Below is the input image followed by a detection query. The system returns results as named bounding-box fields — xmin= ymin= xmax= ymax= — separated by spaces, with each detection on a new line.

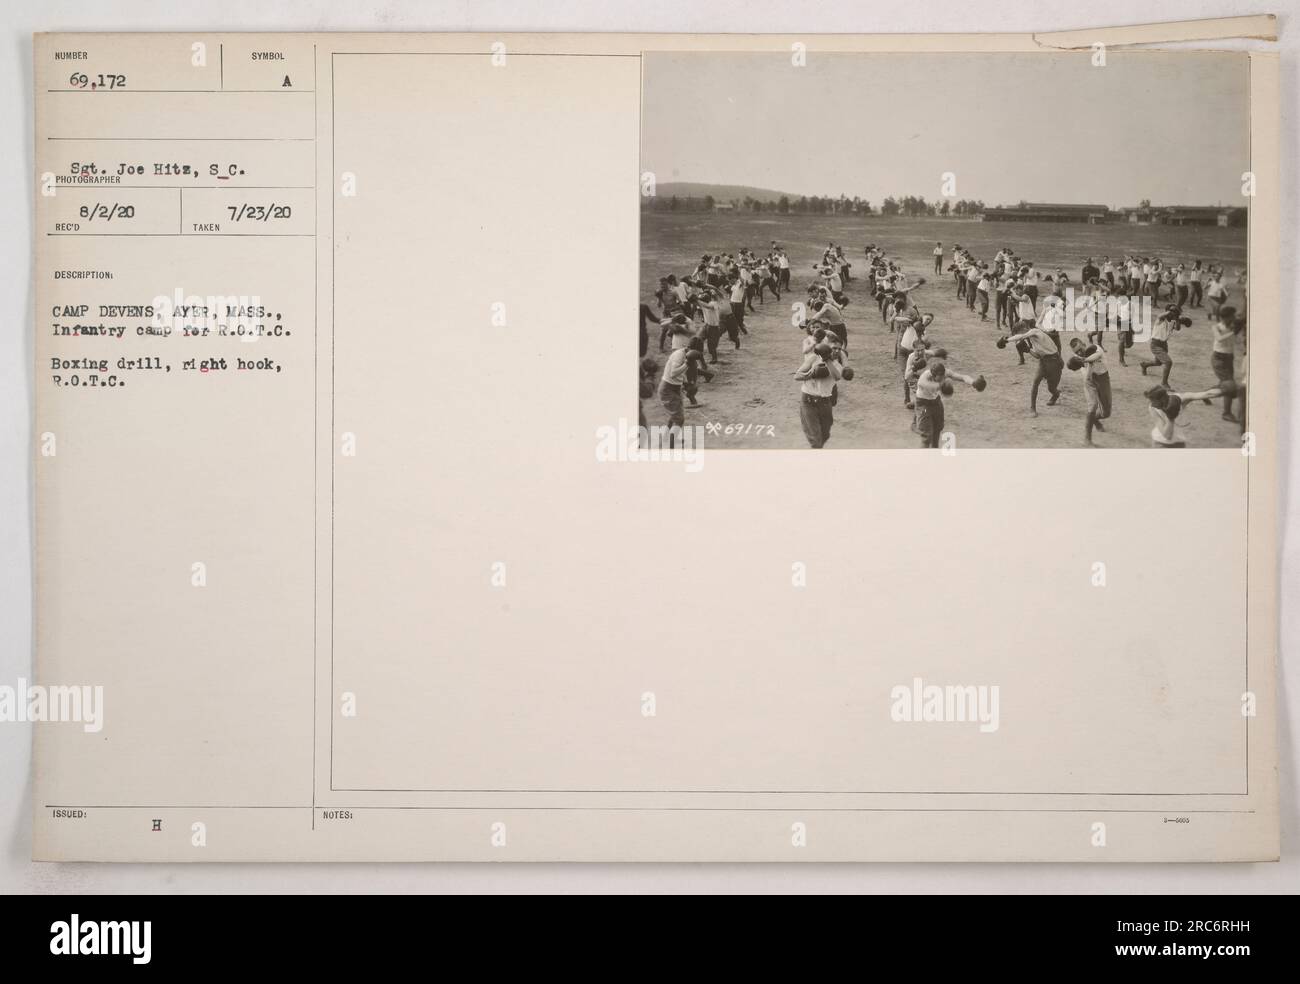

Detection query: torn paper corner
xmin=1032 ymin=14 xmax=1277 ymax=51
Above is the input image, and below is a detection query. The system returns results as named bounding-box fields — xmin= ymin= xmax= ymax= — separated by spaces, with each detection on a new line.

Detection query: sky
xmin=641 ymin=50 xmax=1251 ymax=209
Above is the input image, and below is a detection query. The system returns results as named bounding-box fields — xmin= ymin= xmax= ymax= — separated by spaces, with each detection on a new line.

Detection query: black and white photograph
xmin=640 ymin=51 xmax=1251 ymax=449
xmin=1 ymin=0 xmax=1294 ymax=931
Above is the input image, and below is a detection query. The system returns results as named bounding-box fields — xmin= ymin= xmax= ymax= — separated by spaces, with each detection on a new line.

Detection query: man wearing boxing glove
xmin=911 ymin=360 xmax=978 ymax=449
xmin=793 ymin=341 xmax=843 ymax=448
xmin=1139 ymin=305 xmax=1187 ymax=388
xmin=1209 ymin=306 xmax=1240 ymax=422
xmin=1067 ymin=337 xmax=1112 ymax=447
xmin=1004 ymin=320 xmax=1064 ymax=417
xmin=903 ymin=338 xmax=947 ymax=411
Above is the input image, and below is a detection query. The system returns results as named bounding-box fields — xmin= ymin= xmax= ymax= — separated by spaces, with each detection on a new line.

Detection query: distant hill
xmin=655 ymin=182 xmax=801 ymax=204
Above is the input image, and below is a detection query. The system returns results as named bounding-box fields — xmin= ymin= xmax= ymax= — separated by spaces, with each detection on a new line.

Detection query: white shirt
xmin=1151 ymin=408 xmax=1186 ymax=446
xmin=914 ymin=368 xmax=944 ymax=401
xmin=797 ymin=355 xmax=837 ymax=398
xmin=662 ymin=348 xmax=689 ymax=385
xmin=1079 ymin=344 xmax=1109 ymax=379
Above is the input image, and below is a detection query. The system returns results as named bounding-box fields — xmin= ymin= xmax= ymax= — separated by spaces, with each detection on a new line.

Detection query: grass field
xmin=640 ymin=213 xmax=1248 ymax=449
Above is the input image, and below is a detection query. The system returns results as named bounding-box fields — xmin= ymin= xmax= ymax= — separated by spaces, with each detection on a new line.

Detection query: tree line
xmin=643 ymin=193 xmax=988 ymax=216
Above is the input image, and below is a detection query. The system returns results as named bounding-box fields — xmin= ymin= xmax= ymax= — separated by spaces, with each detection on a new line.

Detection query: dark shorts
xmin=915 ymin=396 xmax=945 ymax=447
xmin=1037 ymin=352 xmax=1064 ymax=389
xmin=1212 ymin=351 xmax=1234 ymax=382
xmin=658 ymin=381 xmax=684 ymax=426
xmin=799 ymin=392 xmax=834 ymax=448
xmin=721 ymin=313 xmax=739 ymax=343
xmin=1086 ymin=372 xmax=1112 ymax=415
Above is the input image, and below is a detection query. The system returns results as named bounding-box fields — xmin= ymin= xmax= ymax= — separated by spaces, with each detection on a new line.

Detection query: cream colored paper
xmin=32 ymin=23 xmax=1279 ymax=861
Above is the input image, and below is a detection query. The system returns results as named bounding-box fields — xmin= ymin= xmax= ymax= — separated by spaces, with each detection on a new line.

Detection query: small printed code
xmin=705 ymin=422 xmax=776 ymax=437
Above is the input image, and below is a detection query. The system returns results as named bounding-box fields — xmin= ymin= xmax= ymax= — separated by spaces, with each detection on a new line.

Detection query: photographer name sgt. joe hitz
xmin=0 ymin=678 xmax=103 ymax=732
xmin=890 ymin=678 xmax=1000 ymax=733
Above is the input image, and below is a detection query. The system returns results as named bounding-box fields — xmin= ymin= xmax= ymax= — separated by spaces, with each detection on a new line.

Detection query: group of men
xmin=939 ymin=240 xmax=1248 ymax=446
xmin=792 ymin=242 xmax=988 ymax=449
xmin=641 ymin=233 xmax=1248 ymax=449
xmin=641 ymin=242 xmax=802 ymax=441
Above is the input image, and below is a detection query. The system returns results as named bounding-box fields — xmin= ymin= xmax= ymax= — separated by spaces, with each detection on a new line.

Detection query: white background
xmin=2 ymin=0 xmax=1295 ymax=893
